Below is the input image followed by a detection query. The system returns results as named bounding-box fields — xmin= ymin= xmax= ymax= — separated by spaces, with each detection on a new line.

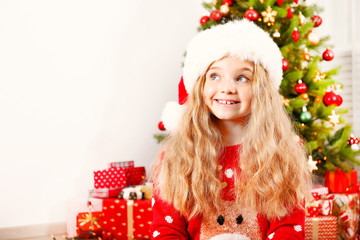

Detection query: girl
xmin=151 ymin=19 xmax=311 ymax=240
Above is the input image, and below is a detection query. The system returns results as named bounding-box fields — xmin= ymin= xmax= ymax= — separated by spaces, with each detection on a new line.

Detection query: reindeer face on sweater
xmin=200 ymin=201 xmax=262 ymax=240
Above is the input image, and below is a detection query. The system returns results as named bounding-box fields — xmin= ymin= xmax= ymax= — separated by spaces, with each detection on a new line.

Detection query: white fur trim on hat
xmin=183 ymin=19 xmax=283 ymax=93
xmin=161 ymin=101 xmax=185 ymax=132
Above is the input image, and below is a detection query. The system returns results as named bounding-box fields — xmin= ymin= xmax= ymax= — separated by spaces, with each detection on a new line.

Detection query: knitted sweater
xmin=150 ymin=145 xmax=305 ymax=240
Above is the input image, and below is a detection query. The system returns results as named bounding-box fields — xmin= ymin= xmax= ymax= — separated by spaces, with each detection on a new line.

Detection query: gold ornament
xmin=315 ymin=96 xmax=322 ymax=103
xmin=261 ymin=6 xmax=277 ymax=24
xmin=303 ymin=47 xmax=310 ymax=61
xmin=328 ymin=110 xmax=340 ymax=127
xmin=219 ymin=4 xmax=230 ymax=15
xmin=301 ymin=93 xmax=309 ymax=100
xmin=273 ymin=29 xmax=280 ymax=38
xmin=299 ymin=11 xmax=305 ymax=26
xmin=280 ymin=95 xmax=290 ymax=106
xmin=259 ymin=0 xmax=264 ymax=3
xmin=308 ymin=30 xmax=320 ymax=46
xmin=313 ymin=70 xmax=326 ymax=82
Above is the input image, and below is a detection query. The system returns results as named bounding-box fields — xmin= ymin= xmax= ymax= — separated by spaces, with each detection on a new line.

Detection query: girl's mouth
xmin=215 ymin=99 xmax=240 ymax=105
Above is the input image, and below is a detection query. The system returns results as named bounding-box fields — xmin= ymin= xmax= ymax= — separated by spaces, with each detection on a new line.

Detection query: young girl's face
xmin=203 ymin=57 xmax=253 ymax=123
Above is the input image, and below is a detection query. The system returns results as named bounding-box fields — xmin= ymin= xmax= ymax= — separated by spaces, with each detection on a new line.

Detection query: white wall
xmin=0 ymin=0 xmax=204 ymax=228
xmin=0 ymin=0 xmax=357 ymax=229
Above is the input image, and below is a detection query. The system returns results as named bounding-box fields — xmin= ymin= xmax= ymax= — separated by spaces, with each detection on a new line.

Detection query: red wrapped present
xmin=109 ymin=161 xmax=134 ymax=168
xmin=305 ymin=215 xmax=337 ymax=240
xmin=94 ymin=167 xmax=146 ymax=189
xmin=307 ymin=206 xmax=320 ymax=217
xmin=124 ymin=167 xmax=146 ymax=186
xmin=325 ymin=168 xmax=357 ymax=193
xmin=67 ymin=198 xmax=103 ymax=237
xmin=101 ymin=198 xmax=152 ymax=240
xmin=94 ymin=167 xmax=127 ymax=189
xmin=76 ymin=211 xmax=103 ymax=237
xmin=89 ymin=187 xmax=124 ymax=198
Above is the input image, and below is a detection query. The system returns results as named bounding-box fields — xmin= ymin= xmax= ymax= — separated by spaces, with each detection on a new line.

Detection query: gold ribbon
xmin=312 ymin=217 xmax=319 ymax=240
xmin=127 ymin=200 xmax=134 ymax=240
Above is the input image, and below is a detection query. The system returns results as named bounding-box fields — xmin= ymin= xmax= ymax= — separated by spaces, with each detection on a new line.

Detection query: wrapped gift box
xmin=94 ymin=167 xmax=127 ymax=189
xmin=101 ymin=198 xmax=152 ymax=240
xmin=109 ymin=161 xmax=134 ymax=168
xmin=76 ymin=211 xmax=103 ymax=238
xmin=94 ymin=167 xmax=146 ymax=189
xmin=325 ymin=168 xmax=357 ymax=193
xmin=67 ymin=198 xmax=103 ymax=237
xmin=124 ymin=167 xmax=146 ymax=186
xmin=311 ymin=185 xmax=329 ymax=196
xmin=306 ymin=187 xmax=332 ymax=217
xmin=89 ymin=187 xmax=124 ymax=198
xmin=305 ymin=215 xmax=337 ymax=240
xmin=323 ymin=193 xmax=360 ymax=239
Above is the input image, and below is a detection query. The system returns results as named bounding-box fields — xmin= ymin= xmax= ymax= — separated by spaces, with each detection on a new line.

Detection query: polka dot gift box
xmin=94 ymin=167 xmax=127 ymax=189
xmin=100 ymin=198 xmax=152 ymax=240
xmin=94 ymin=167 xmax=146 ymax=189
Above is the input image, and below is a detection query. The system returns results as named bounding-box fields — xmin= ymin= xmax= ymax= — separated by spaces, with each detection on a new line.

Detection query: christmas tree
xmin=156 ymin=0 xmax=360 ymax=175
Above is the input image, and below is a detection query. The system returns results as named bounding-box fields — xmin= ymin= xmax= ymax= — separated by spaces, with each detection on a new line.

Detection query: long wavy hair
xmin=151 ymin=62 xmax=311 ymax=220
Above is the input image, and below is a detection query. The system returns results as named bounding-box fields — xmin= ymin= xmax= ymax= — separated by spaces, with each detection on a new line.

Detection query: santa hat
xmin=161 ymin=19 xmax=283 ymax=132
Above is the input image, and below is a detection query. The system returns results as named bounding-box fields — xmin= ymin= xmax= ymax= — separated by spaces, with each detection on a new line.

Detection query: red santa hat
xmin=162 ymin=19 xmax=283 ymax=132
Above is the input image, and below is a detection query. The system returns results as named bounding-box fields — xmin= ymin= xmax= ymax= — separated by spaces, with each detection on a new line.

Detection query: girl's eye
xmin=211 ymin=74 xmax=220 ymax=81
xmin=237 ymin=76 xmax=248 ymax=82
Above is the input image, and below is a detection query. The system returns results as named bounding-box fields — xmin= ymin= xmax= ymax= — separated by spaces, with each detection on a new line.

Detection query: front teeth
xmin=218 ymin=100 xmax=236 ymax=104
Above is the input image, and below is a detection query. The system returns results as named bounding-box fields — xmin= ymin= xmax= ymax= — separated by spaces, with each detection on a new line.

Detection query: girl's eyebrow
xmin=238 ymin=67 xmax=253 ymax=72
xmin=208 ymin=66 xmax=221 ymax=70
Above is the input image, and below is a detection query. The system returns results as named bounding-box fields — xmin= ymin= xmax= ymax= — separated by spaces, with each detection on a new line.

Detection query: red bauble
xmin=223 ymin=0 xmax=233 ymax=5
xmin=312 ymin=15 xmax=322 ymax=27
xmin=323 ymin=92 xmax=342 ymax=106
xmin=323 ymin=49 xmax=334 ymax=61
xmin=295 ymin=80 xmax=307 ymax=94
xmin=292 ymin=28 xmax=300 ymax=42
xmin=210 ymin=10 xmax=222 ymax=21
xmin=200 ymin=16 xmax=209 ymax=25
xmin=287 ymin=8 xmax=293 ymax=18
xmin=245 ymin=8 xmax=258 ymax=21
xmin=294 ymin=0 xmax=299 ymax=3
xmin=282 ymin=59 xmax=289 ymax=71
xmin=158 ymin=121 xmax=165 ymax=131
xmin=277 ymin=0 xmax=284 ymax=6
xmin=335 ymin=94 xmax=343 ymax=106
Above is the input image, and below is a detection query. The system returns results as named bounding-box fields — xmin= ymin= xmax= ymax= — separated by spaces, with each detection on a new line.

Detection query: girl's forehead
xmin=210 ymin=56 xmax=254 ymax=70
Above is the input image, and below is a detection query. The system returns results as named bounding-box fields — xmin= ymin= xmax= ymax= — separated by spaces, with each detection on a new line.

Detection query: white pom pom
xmin=161 ymin=101 xmax=185 ymax=132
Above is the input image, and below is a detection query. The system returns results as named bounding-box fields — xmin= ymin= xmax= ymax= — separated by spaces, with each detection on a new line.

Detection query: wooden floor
xmin=0 ymin=222 xmax=66 ymax=240
xmin=15 ymin=234 xmax=65 ymax=240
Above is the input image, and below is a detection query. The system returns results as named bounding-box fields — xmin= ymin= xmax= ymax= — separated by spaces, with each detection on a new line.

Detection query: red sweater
xmin=151 ymin=145 xmax=305 ymax=240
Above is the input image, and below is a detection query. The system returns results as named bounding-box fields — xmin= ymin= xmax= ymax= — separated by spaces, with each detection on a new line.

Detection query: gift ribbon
xmin=312 ymin=217 xmax=319 ymax=239
xmin=127 ymin=200 xmax=134 ymax=240
xmin=78 ymin=212 xmax=101 ymax=229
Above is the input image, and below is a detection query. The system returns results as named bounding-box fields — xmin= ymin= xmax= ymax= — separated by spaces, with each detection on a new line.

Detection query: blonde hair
xmin=151 ymin=62 xmax=311 ymax=220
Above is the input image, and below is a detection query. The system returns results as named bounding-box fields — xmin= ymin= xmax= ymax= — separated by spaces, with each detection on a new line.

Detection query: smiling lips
xmin=215 ymin=99 xmax=240 ymax=105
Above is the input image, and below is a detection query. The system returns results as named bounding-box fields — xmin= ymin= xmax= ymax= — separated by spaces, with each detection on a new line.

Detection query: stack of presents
xmin=67 ymin=161 xmax=153 ymax=240
xmin=67 ymin=161 xmax=360 ymax=240
xmin=306 ymin=168 xmax=360 ymax=240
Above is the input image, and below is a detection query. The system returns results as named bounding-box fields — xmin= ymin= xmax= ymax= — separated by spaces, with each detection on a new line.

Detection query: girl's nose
xmin=220 ymin=79 xmax=236 ymax=94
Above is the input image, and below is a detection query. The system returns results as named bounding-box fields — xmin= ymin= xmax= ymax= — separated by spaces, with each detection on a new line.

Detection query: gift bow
xmin=78 ymin=212 xmax=102 ymax=230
